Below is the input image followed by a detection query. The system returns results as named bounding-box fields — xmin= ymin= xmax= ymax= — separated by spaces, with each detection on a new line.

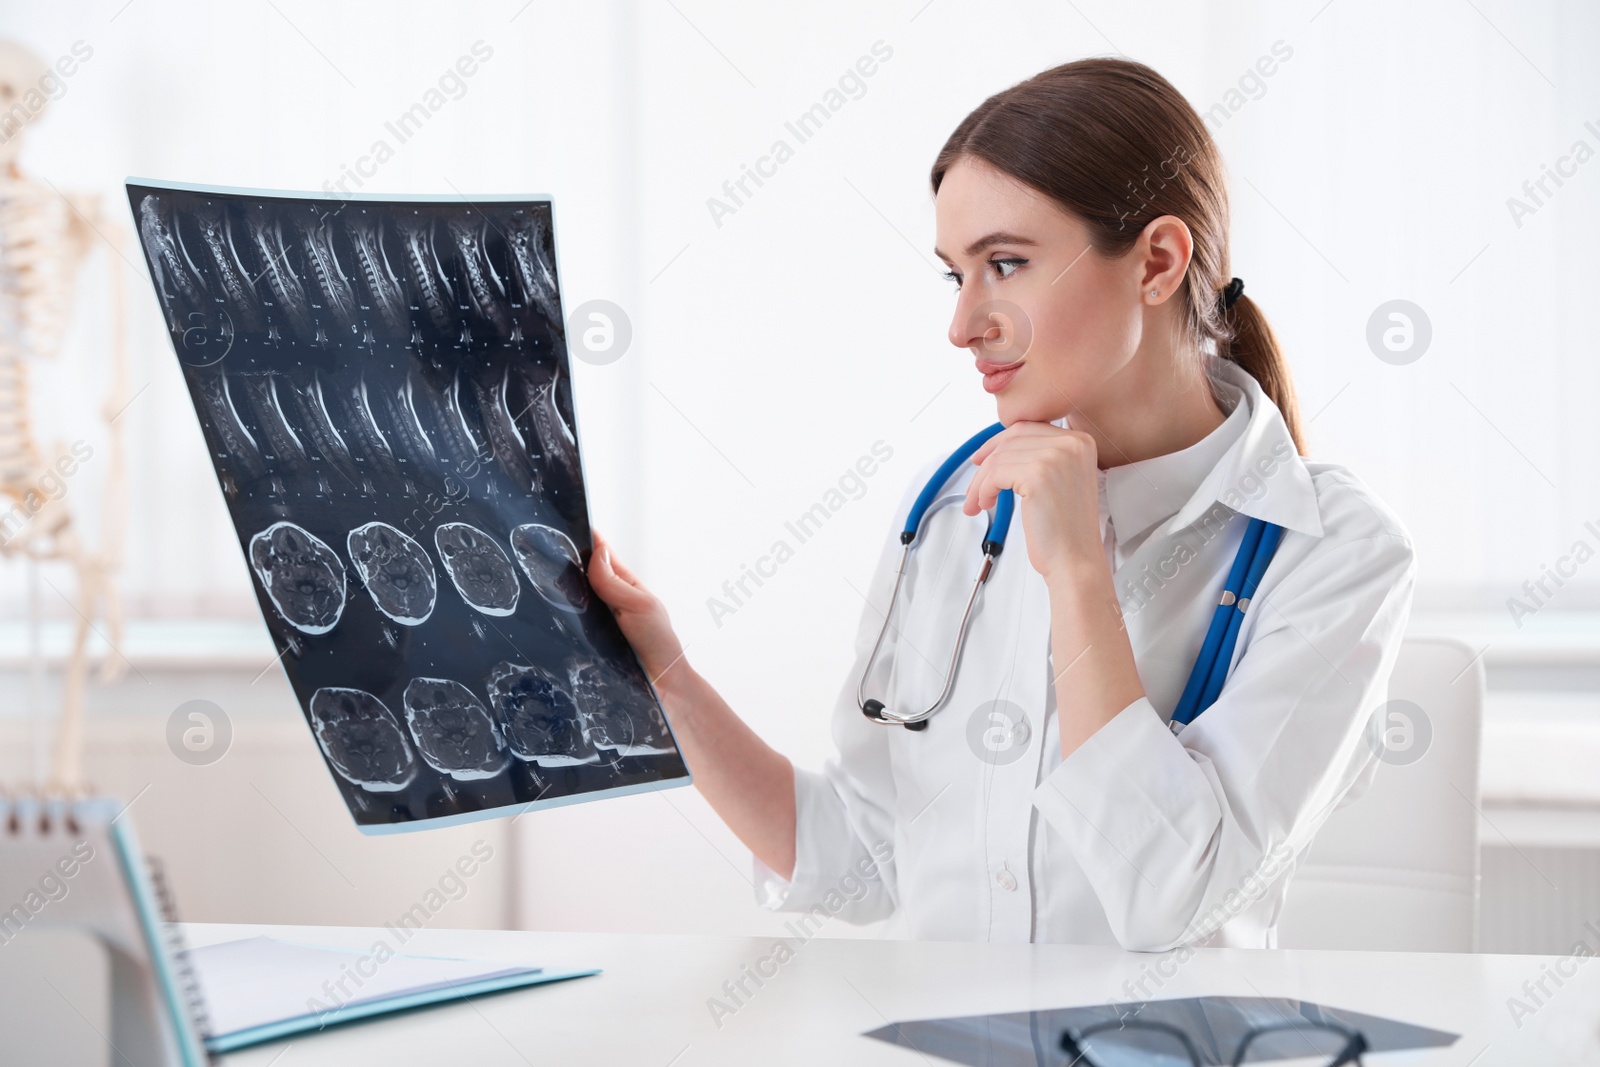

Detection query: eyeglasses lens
xmin=1236 ymin=1023 xmax=1359 ymax=1065
xmin=1073 ymin=1025 xmax=1195 ymax=1067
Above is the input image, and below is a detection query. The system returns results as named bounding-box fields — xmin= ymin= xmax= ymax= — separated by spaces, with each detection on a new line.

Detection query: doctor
xmin=588 ymin=57 xmax=1415 ymax=951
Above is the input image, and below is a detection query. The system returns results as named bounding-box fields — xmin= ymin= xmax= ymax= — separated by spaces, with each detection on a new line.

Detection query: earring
xmin=1150 ymin=289 xmax=1159 ymax=298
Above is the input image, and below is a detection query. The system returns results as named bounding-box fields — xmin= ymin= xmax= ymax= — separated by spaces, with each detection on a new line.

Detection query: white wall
xmin=5 ymin=0 xmax=645 ymax=618
xmin=2 ymin=0 xmax=1595 ymax=937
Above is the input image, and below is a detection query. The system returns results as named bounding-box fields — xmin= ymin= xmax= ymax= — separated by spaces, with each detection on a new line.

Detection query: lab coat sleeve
xmin=1030 ymin=526 xmax=1416 ymax=952
xmin=749 ymin=456 xmax=943 ymax=924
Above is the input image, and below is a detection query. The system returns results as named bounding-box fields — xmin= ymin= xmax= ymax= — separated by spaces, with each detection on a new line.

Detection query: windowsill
xmin=0 ymin=607 xmax=1593 ymax=670
xmin=0 ymin=616 xmax=278 ymax=671
xmin=1407 ymin=609 xmax=1600 ymax=666
xmin=0 ymin=610 xmax=1595 ymax=843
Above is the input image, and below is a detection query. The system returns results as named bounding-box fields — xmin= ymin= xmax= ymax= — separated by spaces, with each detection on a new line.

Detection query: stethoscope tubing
xmin=901 ymin=422 xmax=1014 ymax=551
xmin=1170 ymin=517 xmax=1286 ymax=728
xmin=859 ymin=422 xmax=1012 ymax=729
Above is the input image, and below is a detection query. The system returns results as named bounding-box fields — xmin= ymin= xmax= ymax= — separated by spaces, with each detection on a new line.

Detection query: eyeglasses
xmin=1060 ymin=1018 xmax=1368 ymax=1066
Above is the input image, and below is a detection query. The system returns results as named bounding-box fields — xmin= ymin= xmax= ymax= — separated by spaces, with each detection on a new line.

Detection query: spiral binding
xmin=0 ymin=786 xmax=93 ymax=836
xmin=0 ymin=789 xmax=215 ymax=1063
xmin=145 ymin=855 xmax=215 ymax=1058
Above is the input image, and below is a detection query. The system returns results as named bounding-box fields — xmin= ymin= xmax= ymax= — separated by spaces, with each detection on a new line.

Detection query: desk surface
xmin=186 ymin=923 xmax=1600 ymax=1066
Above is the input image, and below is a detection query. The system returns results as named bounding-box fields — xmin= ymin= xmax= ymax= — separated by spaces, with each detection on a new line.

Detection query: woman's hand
xmin=588 ymin=531 xmax=799 ymax=880
xmin=587 ymin=529 xmax=689 ymax=688
xmin=964 ymin=423 xmax=1146 ymax=756
xmin=962 ymin=421 xmax=1105 ymax=584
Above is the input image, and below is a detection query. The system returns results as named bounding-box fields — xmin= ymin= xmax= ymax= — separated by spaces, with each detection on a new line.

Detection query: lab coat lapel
xmin=1159 ymin=362 xmax=1324 ymax=540
xmin=1103 ymin=359 xmax=1327 ymax=717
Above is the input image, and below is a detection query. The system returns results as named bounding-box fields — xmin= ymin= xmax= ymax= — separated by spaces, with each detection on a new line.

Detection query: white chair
xmin=1275 ymin=636 xmax=1483 ymax=952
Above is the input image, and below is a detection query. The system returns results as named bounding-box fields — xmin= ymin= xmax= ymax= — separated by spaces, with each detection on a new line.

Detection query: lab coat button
xmin=995 ymin=868 xmax=1017 ymax=892
xmin=1011 ymin=718 xmax=1031 ymax=747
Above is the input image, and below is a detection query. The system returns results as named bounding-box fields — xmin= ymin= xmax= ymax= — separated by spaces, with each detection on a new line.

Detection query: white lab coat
xmin=751 ymin=357 xmax=1416 ymax=950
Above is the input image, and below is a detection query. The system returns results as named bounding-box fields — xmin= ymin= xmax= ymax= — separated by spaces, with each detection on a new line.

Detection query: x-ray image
xmin=310 ymin=686 xmax=420 ymax=793
xmin=249 ymin=521 xmax=347 ymax=635
xmin=435 ymin=521 xmax=521 ymax=617
xmin=510 ymin=523 xmax=590 ymax=613
xmin=347 ymin=521 xmax=437 ymax=625
xmin=401 ymin=676 xmax=509 ymax=781
xmin=127 ymin=180 xmax=690 ymax=833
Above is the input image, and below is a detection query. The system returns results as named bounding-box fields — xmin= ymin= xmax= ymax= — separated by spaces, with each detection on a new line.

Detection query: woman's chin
xmin=993 ymin=394 xmax=1068 ymax=427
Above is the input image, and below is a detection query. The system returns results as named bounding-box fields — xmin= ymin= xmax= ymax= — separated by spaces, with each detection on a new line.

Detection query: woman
xmin=587 ymin=57 xmax=1415 ymax=951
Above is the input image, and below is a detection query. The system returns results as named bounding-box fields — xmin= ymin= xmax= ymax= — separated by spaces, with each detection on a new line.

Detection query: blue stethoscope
xmin=858 ymin=422 xmax=1285 ymax=732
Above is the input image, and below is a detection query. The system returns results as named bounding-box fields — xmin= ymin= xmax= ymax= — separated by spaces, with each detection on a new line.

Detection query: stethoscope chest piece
xmin=862 ymin=698 xmax=930 ymax=730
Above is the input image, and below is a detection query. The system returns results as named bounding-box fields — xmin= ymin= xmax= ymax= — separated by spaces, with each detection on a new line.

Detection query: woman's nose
xmin=951 ymin=298 xmax=1024 ymax=360
xmin=949 ymin=291 xmax=985 ymax=350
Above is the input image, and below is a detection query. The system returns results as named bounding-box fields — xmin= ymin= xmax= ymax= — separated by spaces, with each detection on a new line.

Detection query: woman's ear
xmin=1136 ymin=214 xmax=1194 ymax=304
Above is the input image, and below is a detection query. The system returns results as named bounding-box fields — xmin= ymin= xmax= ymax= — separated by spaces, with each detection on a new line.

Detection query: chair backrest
xmin=1274 ymin=636 xmax=1483 ymax=952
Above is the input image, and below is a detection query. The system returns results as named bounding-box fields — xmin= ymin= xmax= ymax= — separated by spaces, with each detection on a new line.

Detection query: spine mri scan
xmin=128 ymin=182 xmax=689 ymax=832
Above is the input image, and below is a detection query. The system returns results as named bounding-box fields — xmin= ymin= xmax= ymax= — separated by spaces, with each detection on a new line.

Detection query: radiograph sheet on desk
xmin=126 ymin=181 xmax=689 ymax=832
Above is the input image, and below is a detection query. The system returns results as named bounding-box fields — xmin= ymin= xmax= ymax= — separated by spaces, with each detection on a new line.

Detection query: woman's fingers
xmin=603 ymin=542 xmax=643 ymax=587
xmin=968 ymin=420 xmax=1060 ymax=466
xmin=588 ymin=532 xmax=653 ymax=609
xmin=965 ymin=452 xmax=1016 ymax=515
xmin=588 ymin=533 xmax=632 ymax=597
xmin=591 ymin=528 xmax=623 ymax=579
xmin=584 ymin=530 xmax=688 ymax=682
xmin=963 ymin=462 xmax=986 ymax=515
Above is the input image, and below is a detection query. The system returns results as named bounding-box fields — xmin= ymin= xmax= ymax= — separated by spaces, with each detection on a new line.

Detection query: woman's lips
xmin=977 ymin=358 xmax=1023 ymax=394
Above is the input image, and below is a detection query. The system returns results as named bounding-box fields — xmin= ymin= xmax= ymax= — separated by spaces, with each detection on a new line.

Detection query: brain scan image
xmin=434 ymin=522 xmax=521 ymax=616
xmin=308 ymin=687 xmax=419 ymax=792
xmin=249 ymin=521 xmax=347 ymax=634
xmin=401 ymin=677 xmax=508 ymax=780
xmin=134 ymin=184 xmax=693 ymax=830
xmin=486 ymin=660 xmax=597 ymax=767
xmin=571 ymin=659 xmax=676 ymax=756
xmin=508 ymin=523 xmax=589 ymax=614
xmin=347 ymin=521 xmax=438 ymax=625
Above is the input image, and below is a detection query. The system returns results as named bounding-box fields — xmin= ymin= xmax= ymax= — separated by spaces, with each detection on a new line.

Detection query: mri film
xmin=309 ymin=686 xmax=419 ymax=793
xmin=510 ymin=522 xmax=589 ymax=613
xmin=348 ymin=521 xmax=437 ymax=625
xmin=487 ymin=660 xmax=600 ymax=767
xmin=402 ymin=676 xmax=509 ymax=781
xmin=435 ymin=521 xmax=521 ymax=617
xmin=249 ymin=521 xmax=347 ymax=635
xmin=128 ymin=181 xmax=690 ymax=833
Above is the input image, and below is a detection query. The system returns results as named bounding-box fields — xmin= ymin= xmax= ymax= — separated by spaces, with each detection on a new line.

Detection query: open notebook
xmin=186 ymin=935 xmax=598 ymax=1052
xmin=0 ymin=793 xmax=598 ymax=1059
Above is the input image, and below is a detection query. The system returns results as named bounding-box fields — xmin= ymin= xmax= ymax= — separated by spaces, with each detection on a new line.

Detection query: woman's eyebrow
xmin=933 ymin=232 xmax=1040 ymax=262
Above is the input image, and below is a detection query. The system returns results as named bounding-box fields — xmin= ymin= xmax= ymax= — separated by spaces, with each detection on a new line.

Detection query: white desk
xmin=186 ymin=923 xmax=1600 ymax=1065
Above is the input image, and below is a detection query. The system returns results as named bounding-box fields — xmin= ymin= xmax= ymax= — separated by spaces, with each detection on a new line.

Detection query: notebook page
xmin=185 ymin=935 xmax=540 ymax=1038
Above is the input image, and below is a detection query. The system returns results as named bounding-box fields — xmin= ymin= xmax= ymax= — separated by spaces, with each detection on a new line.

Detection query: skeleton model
xmin=0 ymin=39 xmax=129 ymax=790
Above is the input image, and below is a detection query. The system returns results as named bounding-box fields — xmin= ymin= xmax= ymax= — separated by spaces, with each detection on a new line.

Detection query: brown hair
xmin=930 ymin=57 xmax=1306 ymax=455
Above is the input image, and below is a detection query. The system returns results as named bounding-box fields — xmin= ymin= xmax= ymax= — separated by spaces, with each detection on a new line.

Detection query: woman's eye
xmin=991 ymin=257 xmax=1026 ymax=279
xmin=941 ymin=270 xmax=962 ymax=290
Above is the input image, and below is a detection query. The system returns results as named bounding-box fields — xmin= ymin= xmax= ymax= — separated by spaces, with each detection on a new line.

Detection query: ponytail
xmin=1220 ymin=294 xmax=1306 ymax=455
